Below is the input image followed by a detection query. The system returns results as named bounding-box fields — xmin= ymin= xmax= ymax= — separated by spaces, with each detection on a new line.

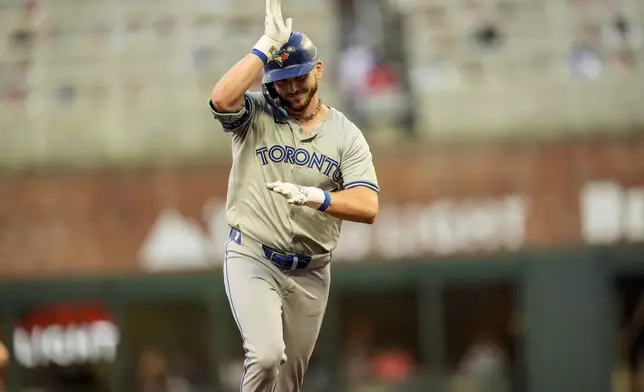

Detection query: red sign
xmin=13 ymin=303 xmax=119 ymax=368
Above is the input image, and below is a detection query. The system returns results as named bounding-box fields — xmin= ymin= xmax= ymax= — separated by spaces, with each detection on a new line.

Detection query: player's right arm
xmin=208 ymin=0 xmax=292 ymax=131
xmin=210 ymin=55 xmax=266 ymax=113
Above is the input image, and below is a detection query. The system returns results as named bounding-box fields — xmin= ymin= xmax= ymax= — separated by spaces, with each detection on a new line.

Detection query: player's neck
xmin=288 ymin=96 xmax=323 ymax=123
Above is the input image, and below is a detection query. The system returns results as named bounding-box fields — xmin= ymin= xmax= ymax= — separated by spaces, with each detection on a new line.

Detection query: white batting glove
xmin=253 ymin=0 xmax=293 ymax=63
xmin=266 ymin=181 xmax=331 ymax=211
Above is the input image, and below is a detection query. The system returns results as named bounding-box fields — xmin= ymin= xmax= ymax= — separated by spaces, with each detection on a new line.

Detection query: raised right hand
xmin=265 ymin=0 xmax=292 ymax=46
xmin=253 ymin=0 xmax=293 ymax=63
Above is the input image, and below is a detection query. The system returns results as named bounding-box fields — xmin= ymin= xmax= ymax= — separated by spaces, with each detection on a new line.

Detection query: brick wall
xmin=1 ymin=136 xmax=643 ymax=278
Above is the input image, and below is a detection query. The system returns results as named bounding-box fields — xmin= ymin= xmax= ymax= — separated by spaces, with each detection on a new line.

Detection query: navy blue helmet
xmin=262 ymin=32 xmax=319 ymax=117
xmin=263 ymin=32 xmax=319 ymax=84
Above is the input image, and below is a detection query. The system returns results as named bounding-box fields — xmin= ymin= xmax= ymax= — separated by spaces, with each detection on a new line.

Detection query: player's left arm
xmin=266 ymin=130 xmax=379 ymax=224
xmin=266 ymin=181 xmax=379 ymax=224
xmin=314 ymin=186 xmax=378 ymax=224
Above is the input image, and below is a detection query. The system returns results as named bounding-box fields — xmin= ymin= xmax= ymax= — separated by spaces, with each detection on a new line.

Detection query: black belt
xmin=229 ymin=228 xmax=311 ymax=270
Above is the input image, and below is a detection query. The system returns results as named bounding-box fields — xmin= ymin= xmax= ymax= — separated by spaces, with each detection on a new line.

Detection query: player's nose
xmin=284 ymin=79 xmax=299 ymax=93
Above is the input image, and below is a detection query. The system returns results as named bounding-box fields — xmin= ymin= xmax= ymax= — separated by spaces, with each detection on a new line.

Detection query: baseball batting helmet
xmin=262 ymin=32 xmax=319 ymax=117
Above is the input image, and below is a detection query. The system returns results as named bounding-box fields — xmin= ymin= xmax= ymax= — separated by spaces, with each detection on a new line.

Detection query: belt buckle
xmin=268 ymin=251 xmax=279 ymax=263
xmin=263 ymin=246 xmax=303 ymax=270
xmin=267 ymin=250 xmax=287 ymax=268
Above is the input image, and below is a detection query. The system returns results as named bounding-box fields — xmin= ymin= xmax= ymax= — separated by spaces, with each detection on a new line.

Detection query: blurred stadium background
xmin=1 ymin=0 xmax=644 ymax=391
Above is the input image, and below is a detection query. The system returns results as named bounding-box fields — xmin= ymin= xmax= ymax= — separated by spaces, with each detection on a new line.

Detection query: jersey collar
xmin=294 ymin=105 xmax=333 ymax=140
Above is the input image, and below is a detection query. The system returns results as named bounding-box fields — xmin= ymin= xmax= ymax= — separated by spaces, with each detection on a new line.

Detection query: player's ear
xmin=314 ymin=60 xmax=323 ymax=79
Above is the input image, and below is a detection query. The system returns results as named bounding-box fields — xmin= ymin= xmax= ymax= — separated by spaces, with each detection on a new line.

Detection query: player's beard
xmin=281 ymin=78 xmax=319 ymax=114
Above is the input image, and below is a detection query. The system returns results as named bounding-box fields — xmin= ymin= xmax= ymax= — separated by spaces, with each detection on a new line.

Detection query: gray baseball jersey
xmin=210 ymin=91 xmax=378 ymax=392
xmin=208 ymin=92 xmax=379 ymax=256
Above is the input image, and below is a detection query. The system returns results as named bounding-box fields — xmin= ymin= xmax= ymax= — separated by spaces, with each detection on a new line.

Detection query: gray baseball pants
xmin=223 ymin=230 xmax=331 ymax=392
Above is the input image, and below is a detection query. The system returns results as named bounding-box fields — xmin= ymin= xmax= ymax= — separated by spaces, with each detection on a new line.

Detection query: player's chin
xmin=291 ymin=104 xmax=309 ymax=113
xmin=286 ymin=99 xmax=308 ymax=112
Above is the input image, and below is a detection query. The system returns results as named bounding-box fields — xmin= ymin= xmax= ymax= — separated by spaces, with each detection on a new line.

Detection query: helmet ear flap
xmin=262 ymin=83 xmax=288 ymax=119
xmin=264 ymin=82 xmax=278 ymax=100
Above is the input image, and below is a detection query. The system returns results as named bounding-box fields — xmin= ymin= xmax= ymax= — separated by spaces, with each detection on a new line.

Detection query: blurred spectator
xmin=219 ymin=356 xmax=245 ymax=392
xmin=603 ymin=13 xmax=642 ymax=50
xmin=0 ymin=341 xmax=8 ymax=369
xmin=136 ymin=347 xmax=193 ymax=392
xmin=369 ymin=346 xmax=416 ymax=384
xmin=458 ymin=330 xmax=505 ymax=375
xmin=456 ymin=329 xmax=509 ymax=392
xmin=473 ymin=23 xmax=502 ymax=49
xmin=342 ymin=317 xmax=417 ymax=392
xmin=338 ymin=38 xmax=375 ymax=129
xmin=365 ymin=60 xmax=398 ymax=93
xmin=622 ymin=289 xmax=644 ymax=392
xmin=344 ymin=317 xmax=374 ymax=385
xmin=0 ymin=341 xmax=6 ymax=392
xmin=358 ymin=56 xmax=409 ymax=138
xmin=570 ymin=43 xmax=603 ymax=79
xmin=9 ymin=29 xmax=35 ymax=50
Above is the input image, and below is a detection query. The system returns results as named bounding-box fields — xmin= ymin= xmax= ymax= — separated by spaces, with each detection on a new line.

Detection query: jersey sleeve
xmin=340 ymin=131 xmax=380 ymax=193
xmin=207 ymin=92 xmax=264 ymax=134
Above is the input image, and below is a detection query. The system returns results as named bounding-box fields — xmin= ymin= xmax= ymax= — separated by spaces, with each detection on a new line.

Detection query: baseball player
xmin=208 ymin=0 xmax=380 ymax=391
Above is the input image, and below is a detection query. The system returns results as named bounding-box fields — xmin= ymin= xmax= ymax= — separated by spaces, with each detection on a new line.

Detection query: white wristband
xmin=253 ymin=35 xmax=283 ymax=64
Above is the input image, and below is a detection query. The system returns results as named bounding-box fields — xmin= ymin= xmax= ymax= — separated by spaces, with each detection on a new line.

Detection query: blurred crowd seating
xmin=398 ymin=0 xmax=644 ymax=137
xmin=1 ymin=0 xmax=643 ymax=168
xmin=0 ymin=0 xmax=340 ymax=167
